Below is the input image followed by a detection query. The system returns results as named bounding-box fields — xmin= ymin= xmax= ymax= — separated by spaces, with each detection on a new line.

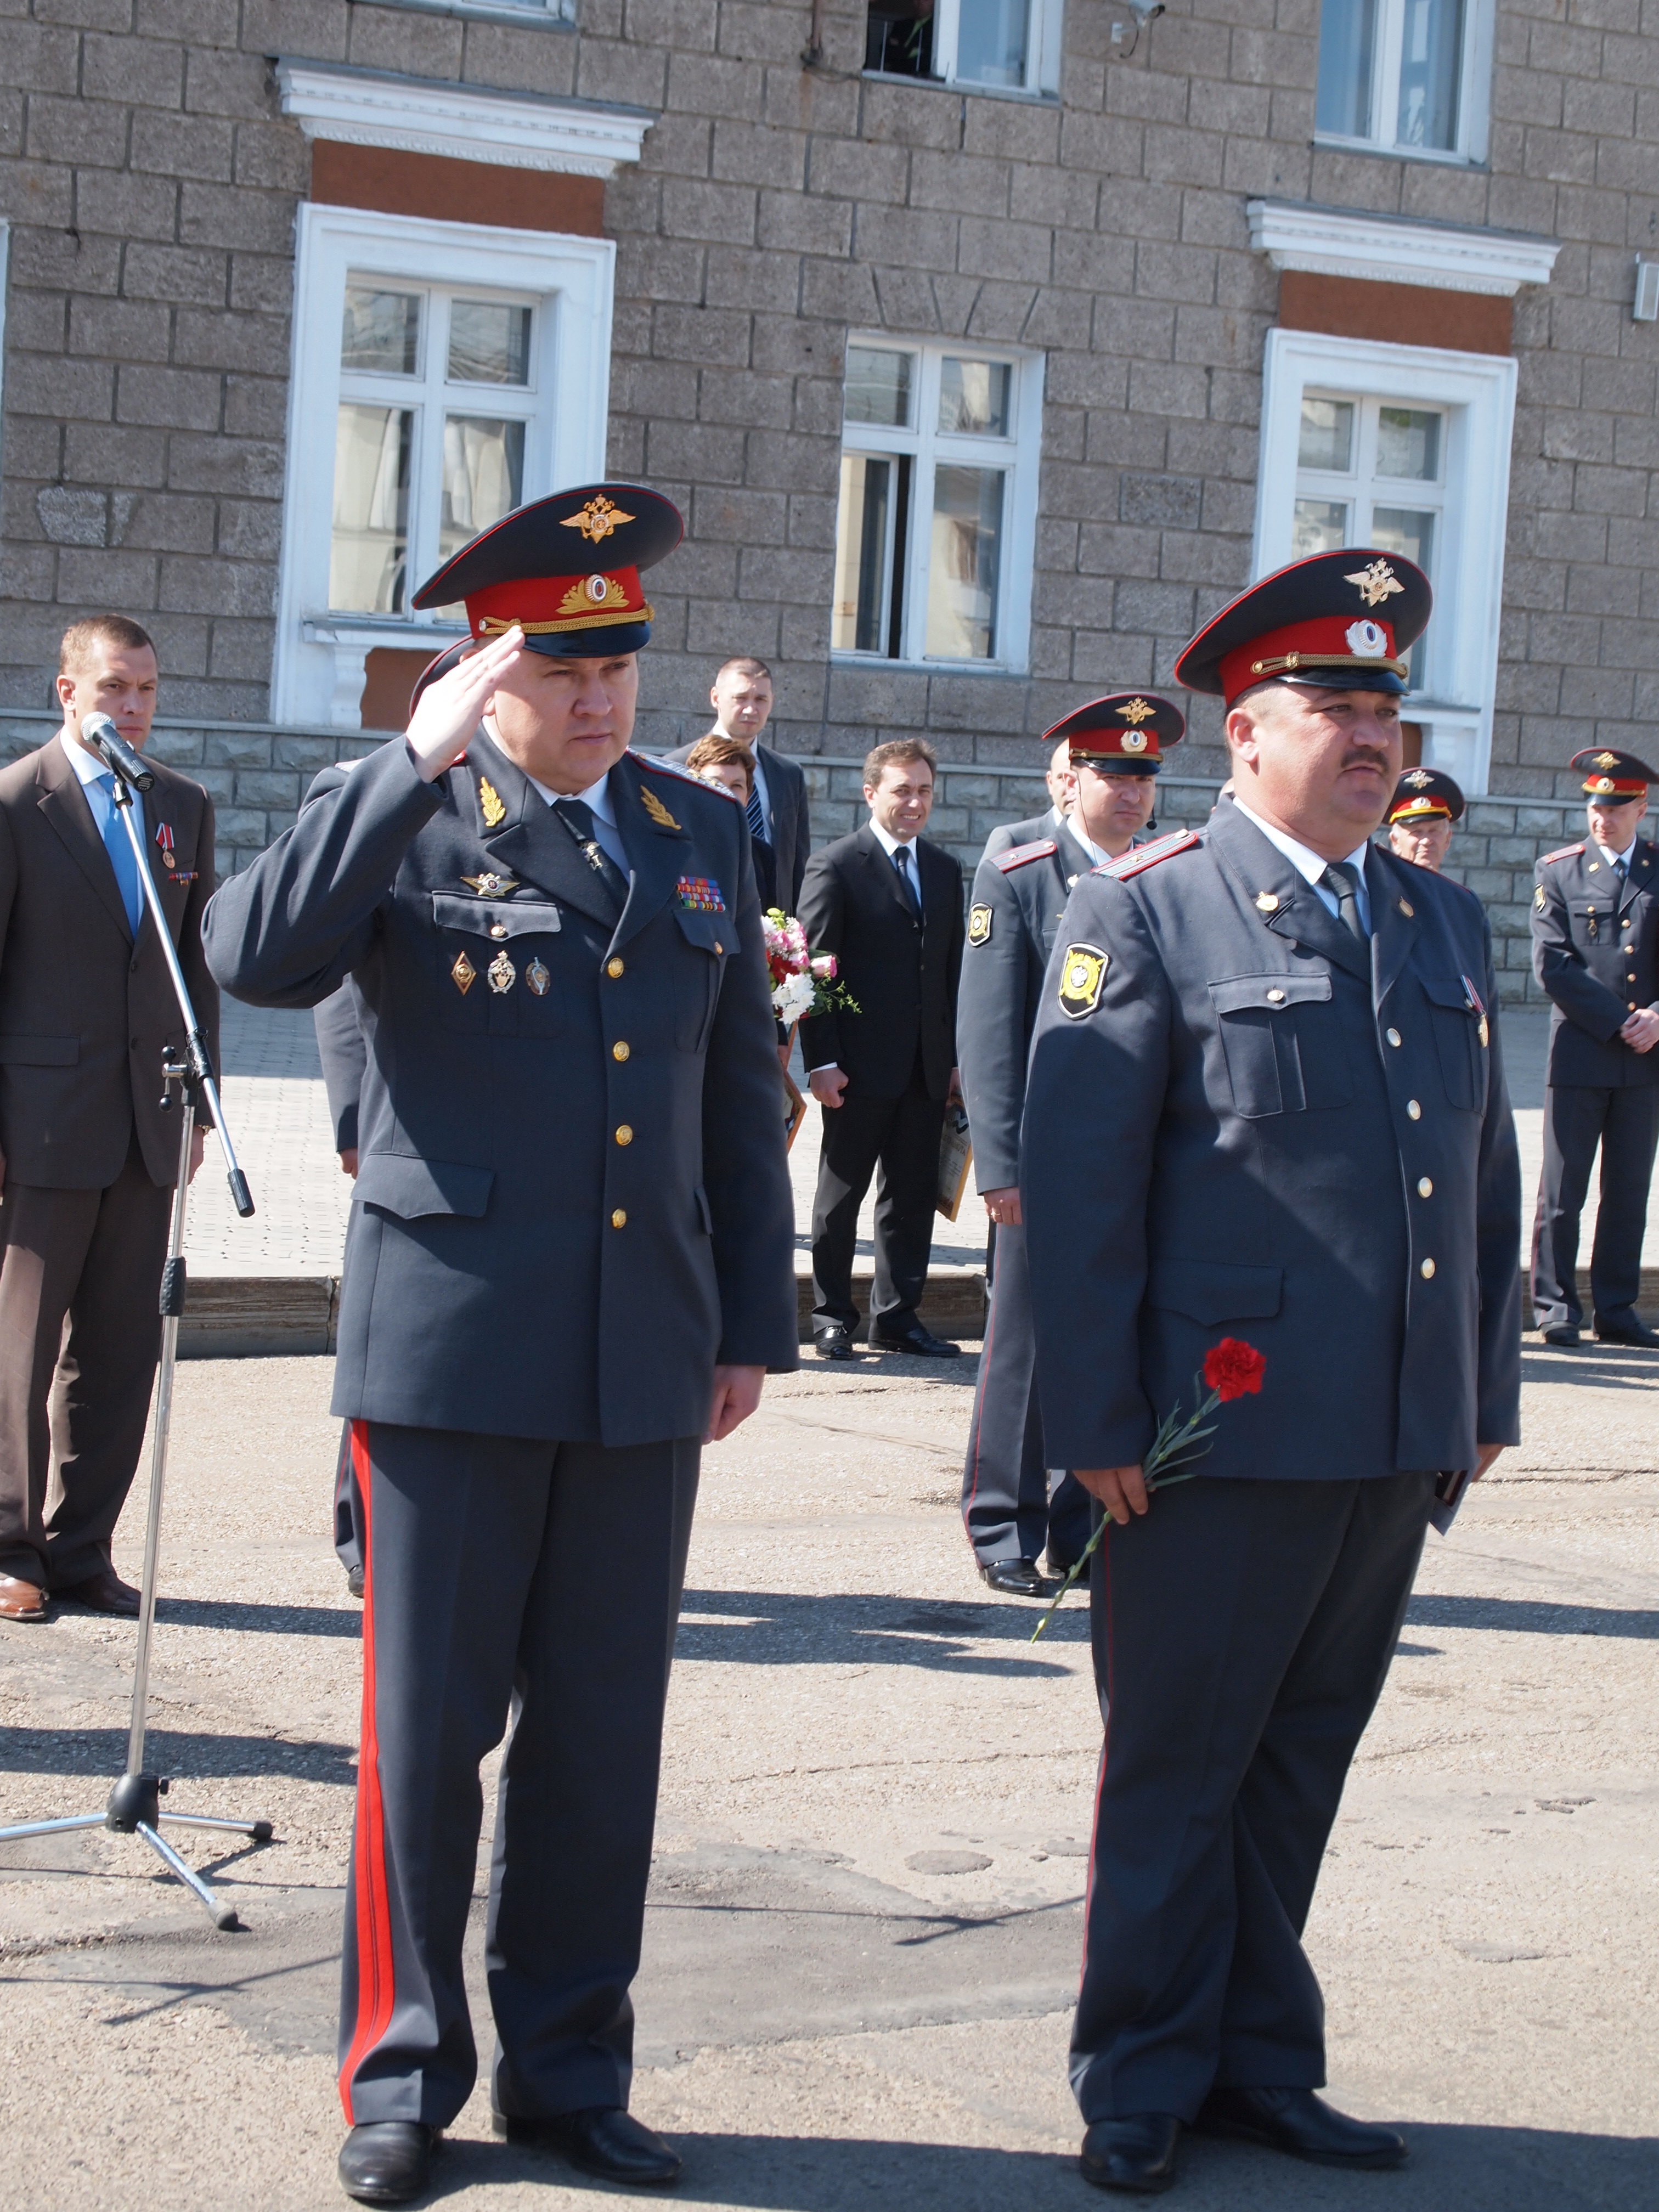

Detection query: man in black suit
xmin=665 ymin=656 xmax=811 ymax=913
xmin=798 ymin=740 xmax=964 ymax=1359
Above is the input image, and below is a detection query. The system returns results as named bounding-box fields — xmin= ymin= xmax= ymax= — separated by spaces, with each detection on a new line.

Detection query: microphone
xmin=81 ymin=710 xmax=155 ymax=792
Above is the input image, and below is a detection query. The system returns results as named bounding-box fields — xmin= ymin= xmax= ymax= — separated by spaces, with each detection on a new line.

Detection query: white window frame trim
xmin=275 ymin=59 xmax=651 ymax=177
xmin=273 ymin=204 xmax=615 ymax=729
xmin=1311 ymin=0 xmax=1497 ymax=166
xmin=1247 ymin=200 xmax=1559 ymax=298
xmin=867 ymin=0 xmax=1065 ymax=98
xmin=1253 ymin=326 xmax=1518 ymax=798
xmin=834 ymin=334 xmax=1046 ymax=676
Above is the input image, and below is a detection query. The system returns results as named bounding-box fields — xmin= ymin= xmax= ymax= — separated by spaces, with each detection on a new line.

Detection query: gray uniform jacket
xmin=314 ymin=979 xmax=368 ymax=1153
xmin=983 ymin=808 xmax=1063 ymax=862
xmin=202 ymin=732 xmax=799 ymax=1445
xmin=1531 ymin=837 xmax=1659 ymax=1089
xmin=1023 ymin=803 xmax=1522 ymax=1482
xmin=958 ymin=819 xmax=1096 ymax=1192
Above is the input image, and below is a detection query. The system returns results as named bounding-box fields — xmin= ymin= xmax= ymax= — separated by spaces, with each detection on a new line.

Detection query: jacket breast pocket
xmin=1207 ymin=973 xmax=1352 ymax=1119
xmin=430 ymin=894 xmax=565 ymax=1036
xmin=673 ymin=904 xmax=731 ymax=1053
xmin=1420 ymin=974 xmax=1487 ymax=1113
xmin=1570 ymin=900 xmax=1615 ymax=951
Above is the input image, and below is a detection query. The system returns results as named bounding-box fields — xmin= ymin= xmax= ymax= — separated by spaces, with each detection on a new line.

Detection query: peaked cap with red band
xmin=1387 ymin=766 xmax=1465 ymax=826
xmin=410 ymin=482 xmax=681 ymax=665
xmin=1175 ymin=547 xmax=1432 ymax=707
xmin=1043 ymin=691 xmax=1184 ymax=776
xmin=1571 ymin=746 xmax=1656 ymax=799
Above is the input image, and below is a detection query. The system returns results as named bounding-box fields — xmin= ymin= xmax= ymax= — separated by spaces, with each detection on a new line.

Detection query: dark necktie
xmin=1319 ymin=860 xmax=1368 ymax=943
xmin=746 ymin=788 xmax=769 ymax=848
xmin=554 ymin=797 xmax=629 ymax=913
xmin=1615 ymin=856 xmax=1629 ymax=883
xmin=892 ymin=843 xmax=919 ymax=914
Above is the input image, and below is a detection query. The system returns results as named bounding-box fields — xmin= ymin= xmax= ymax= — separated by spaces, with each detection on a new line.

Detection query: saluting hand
xmin=404 ymin=627 xmax=524 ymax=783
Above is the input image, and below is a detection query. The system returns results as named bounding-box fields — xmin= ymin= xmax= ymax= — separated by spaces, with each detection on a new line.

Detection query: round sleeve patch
xmin=968 ymin=903 xmax=992 ymax=946
xmin=1058 ymin=942 xmax=1110 ymax=1018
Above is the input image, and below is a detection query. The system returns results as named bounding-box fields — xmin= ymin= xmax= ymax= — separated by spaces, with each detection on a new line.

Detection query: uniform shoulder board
xmin=992 ymin=837 xmax=1057 ymax=872
xmin=1097 ymin=828 xmax=1201 ymax=881
xmin=1539 ymin=842 xmax=1584 ymax=864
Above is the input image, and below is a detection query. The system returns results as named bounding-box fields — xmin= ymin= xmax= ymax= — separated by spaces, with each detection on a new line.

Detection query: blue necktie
xmin=893 ymin=844 xmax=919 ymax=914
xmin=93 ymin=771 xmax=145 ymax=936
xmin=746 ymin=788 xmax=769 ymax=848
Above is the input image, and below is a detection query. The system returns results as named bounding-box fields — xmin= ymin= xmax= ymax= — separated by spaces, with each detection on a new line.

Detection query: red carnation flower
xmin=1203 ymin=1338 xmax=1266 ymax=1403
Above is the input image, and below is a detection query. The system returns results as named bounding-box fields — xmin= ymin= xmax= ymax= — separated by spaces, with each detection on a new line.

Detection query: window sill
xmin=831 ymin=653 xmax=1023 ymax=676
xmin=1312 ymin=133 xmax=1486 ymax=173
xmin=303 ymin=616 xmax=469 ymax=647
xmin=365 ymin=0 xmax=575 ymax=27
xmin=860 ymin=70 xmax=1058 ymax=107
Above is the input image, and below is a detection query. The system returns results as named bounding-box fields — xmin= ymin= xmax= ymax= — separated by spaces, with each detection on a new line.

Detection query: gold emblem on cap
xmin=558 ymin=574 xmax=629 ymax=616
xmin=461 ymin=871 xmax=517 ymax=898
xmin=478 ymin=777 xmax=506 ymax=828
xmin=562 ymin=494 xmax=635 ymax=545
xmin=1120 ymin=731 xmax=1149 ymax=753
xmin=450 ymin=949 xmax=477 ymax=995
xmin=1403 ymin=769 xmax=1432 ymax=787
xmin=1058 ymin=942 xmax=1109 ymax=1020
xmin=1254 ymin=891 xmax=1280 ymax=913
xmin=1593 ymin=776 xmax=1617 ymax=792
xmin=527 ymin=958 xmax=550 ymax=996
xmin=640 ymin=785 xmax=680 ymax=831
xmin=488 ymin=950 xmax=516 ymax=994
xmin=1595 ymin=752 xmax=1620 ymax=768
xmin=968 ymin=904 xmax=992 ymax=946
xmin=1345 ymin=558 xmax=1405 ymax=608
xmin=1118 ymin=697 xmax=1156 ymax=724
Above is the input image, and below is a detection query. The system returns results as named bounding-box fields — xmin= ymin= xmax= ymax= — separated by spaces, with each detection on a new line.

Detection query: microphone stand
xmin=0 ymin=757 xmax=270 ymax=1931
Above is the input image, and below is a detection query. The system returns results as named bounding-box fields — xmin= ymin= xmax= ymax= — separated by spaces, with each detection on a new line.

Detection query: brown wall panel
xmin=1278 ymin=272 xmax=1513 ymax=357
xmin=309 ymin=142 xmax=605 ymax=238
xmin=361 ymin=649 xmax=435 ymax=733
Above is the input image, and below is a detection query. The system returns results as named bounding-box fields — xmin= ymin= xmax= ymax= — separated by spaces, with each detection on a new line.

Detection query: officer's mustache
xmin=1339 ymin=746 xmax=1393 ymax=772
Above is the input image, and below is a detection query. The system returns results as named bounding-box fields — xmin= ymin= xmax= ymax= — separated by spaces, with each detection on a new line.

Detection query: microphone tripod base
xmin=0 ymin=1781 xmax=275 ymax=1934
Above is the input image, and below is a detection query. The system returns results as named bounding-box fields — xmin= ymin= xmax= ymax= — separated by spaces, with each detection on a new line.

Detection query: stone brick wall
xmin=8 ymin=703 xmax=1640 ymax=1003
xmin=3 ymin=1 xmax=1657 ymax=797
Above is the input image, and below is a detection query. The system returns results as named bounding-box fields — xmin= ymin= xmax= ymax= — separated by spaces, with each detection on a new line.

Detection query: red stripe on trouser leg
xmin=1080 ymin=1528 xmax=1113 ymax=1994
xmin=339 ymin=1420 xmax=396 ymax=2122
xmin=961 ymin=1296 xmax=997 ymax=1547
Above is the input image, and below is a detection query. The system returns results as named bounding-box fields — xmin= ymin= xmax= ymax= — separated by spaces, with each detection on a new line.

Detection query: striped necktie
xmin=746 ymin=788 xmax=768 ymax=847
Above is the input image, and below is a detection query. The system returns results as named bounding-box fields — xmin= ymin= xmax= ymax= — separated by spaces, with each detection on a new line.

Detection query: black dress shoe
xmin=1080 ymin=2114 xmax=1181 ymax=2193
xmin=54 ymin=1565 xmax=141 ymax=1616
xmin=1540 ymin=1322 xmax=1581 ymax=1346
xmin=867 ymin=1324 xmax=961 ymax=1358
xmin=1195 ymin=2086 xmax=1406 ymax=2169
xmin=979 ymin=1556 xmax=1051 ymax=1597
xmin=1594 ymin=1316 xmax=1659 ymax=1347
xmin=1045 ymin=1553 xmax=1087 ymax=1589
xmin=813 ymin=1326 xmax=858 ymax=1361
xmin=337 ymin=2123 xmax=439 ymax=2204
xmin=494 ymin=2106 xmax=681 ymax=2186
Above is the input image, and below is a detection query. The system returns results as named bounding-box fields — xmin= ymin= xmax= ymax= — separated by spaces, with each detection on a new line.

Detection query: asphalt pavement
xmin=1 ymin=1345 xmax=1655 ymax=2210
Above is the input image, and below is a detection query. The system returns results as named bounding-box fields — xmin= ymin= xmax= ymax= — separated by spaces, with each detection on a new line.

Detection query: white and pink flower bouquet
xmin=762 ymin=908 xmax=860 ymax=1027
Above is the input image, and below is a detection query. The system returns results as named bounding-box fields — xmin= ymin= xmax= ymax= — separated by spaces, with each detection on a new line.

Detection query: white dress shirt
xmin=1233 ymin=796 xmax=1373 ymax=935
xmin=1595 ymin=834 xmax=1639 ymax=874
xmin=516 ymin=755 xmax=631 ymax=877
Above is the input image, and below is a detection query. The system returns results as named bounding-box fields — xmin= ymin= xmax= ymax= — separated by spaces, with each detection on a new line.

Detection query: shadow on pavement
xmin=1407 ymin=1594 xmax=1658 ymax=1639
xmin=0 ymin=1725 xmax=356 ymax=1783
xmin=155 ymin=1596 xmax=363 ymax=1638
xmin=1519 ymin=1346 xmax=1659 ymax=1390
xmin=674 ymin=1588 xmax=1088 ymax=1672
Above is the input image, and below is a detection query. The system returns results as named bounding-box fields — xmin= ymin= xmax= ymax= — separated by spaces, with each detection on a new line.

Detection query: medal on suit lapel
xmin=154 ymin=822 xmax=176 ymax=871
xmin=451 ymin=950 xmax=477 ymax=994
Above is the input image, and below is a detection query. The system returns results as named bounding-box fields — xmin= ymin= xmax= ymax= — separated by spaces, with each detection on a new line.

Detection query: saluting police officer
xmin=1530 ymin=747 xmax=1659 ymax=1348
xmin=958 ymin=694 xmax=1183 ymax=1596
xmin=204 ymin=487 xmax=798 ymax=2206
xmin=1023 ymin=550 xmax=1521 ymax=2194
xmin=1385 ymin=766 xmax=1465 ymax=874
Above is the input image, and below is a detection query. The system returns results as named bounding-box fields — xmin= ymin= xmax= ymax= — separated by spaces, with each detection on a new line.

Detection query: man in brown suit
xmin=0 ymin=616 xmax=216 ymax=1622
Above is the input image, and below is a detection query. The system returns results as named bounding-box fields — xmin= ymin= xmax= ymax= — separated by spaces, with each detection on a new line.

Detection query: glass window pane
xmin=1314 ymin=0 xmax=1376 ymax=137
xmin=1298 ymin=397 xmax=1355 ymax=473
xmin=1370 ymin=508 xmax=1434 ymax=686
xmin=1396 ymin=0 xmax=1464 ymax=150
xmin=1291 ymin=499 xmax=1351 ymax=560
xmin=832 ymin=454 xmax=893 ymax=654
xmin=864 ymin=0 xmax=935 ymax=77
xmin=845 ymin=346 xmax=912 ymax=428
xmin=448 ymin=301 xmax=533 ymax=387
xmin=938 ymin=358 xmax=1012 ymax=438
xmin=926 ymin=466 xmax=1003 ymax=661
xmin=341 ymin=287 xmax=421 ymax=375
xmin=955 ymin=0 xmax=1031 ymax=87
xmin=439 ymin=416 xmax=527 ymax=567
xmin=1375 ymin=406 xmax=1442 ymax=481
xmin=330 ymin=404 xmax=411 ymax=613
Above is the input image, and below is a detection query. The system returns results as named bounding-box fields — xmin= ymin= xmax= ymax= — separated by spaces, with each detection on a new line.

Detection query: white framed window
xmin=832 ymin=337 xmax=1044 ymax=673
xmin=1254 ymin=328 xmax=1518 ymax=795
xmin=1314 ymin=0 xmax=1493 ymax=164
xmin=864 ymin=0 xmax=1064 ymax=96
xmin=273 ymin=205 xmax=614 ymax=729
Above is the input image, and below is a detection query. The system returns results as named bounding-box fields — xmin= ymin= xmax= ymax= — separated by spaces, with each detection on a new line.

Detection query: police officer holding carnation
xmin=204 ymin=486 xmax=797 ymax=2205
xmin=1022 ymin=550 xmax=1522 ymax=2194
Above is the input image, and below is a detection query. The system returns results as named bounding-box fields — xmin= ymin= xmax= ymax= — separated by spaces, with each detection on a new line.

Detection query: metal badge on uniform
xmin=1535 ymin=885 xmax=1547 ymax=911
xmin=526 ymin=958 xmax=550 ymax=996
xmin=461 ymin=871 xmax=517 ymax=898
xmin=641 ymin=786 xmax=681 ymax=832
xmin=676 ymin=874 xmax=725 ymax=913
xmin=488 ymin=950 xmax=516 ymax=994
xmin=478 ymin=777 xmax=506 ymax=828
xmin=451 ymin=950 xmax=477 ymax=994
xmin=1254 ymin=891 xmax=1279 ymax=913
xmin=1461 ymin=973 xmax=1489 ymax=1048
xmin=155 ymin=822 xmax=176 ymax=871
xmin=968 ymin=904 xmax=992 ymax=946
xmin=1058 ymin=942 xmax=1109 ymax=1019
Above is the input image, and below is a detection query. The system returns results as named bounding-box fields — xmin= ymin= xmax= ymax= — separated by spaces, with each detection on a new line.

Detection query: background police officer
xmin=1530 ymin=747 xmax=1659 ymax=1348
xmin=204 ymin=487 xmax=798 ymax=2206
xmin=1024 ymin=550 xmax=1521 ymax=2195
xmin=1385 ymin=765 xmax=1464 ymax=873
xmin=957 ymin=694 xmax=1183 ymax=1596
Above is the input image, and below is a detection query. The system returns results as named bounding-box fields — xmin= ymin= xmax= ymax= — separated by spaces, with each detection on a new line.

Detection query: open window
xmin=864 ymin=0 xmax=1064 ymax=96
